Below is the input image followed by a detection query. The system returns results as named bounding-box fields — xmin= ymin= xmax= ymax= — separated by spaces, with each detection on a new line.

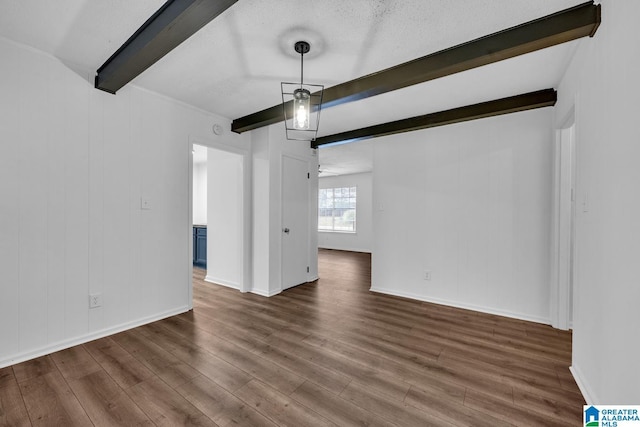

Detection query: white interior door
xmin=282 ymin=155 xmax=309 ymax=290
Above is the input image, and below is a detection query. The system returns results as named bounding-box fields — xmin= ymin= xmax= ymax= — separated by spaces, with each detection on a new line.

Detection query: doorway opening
xmin=189 ymin=139 xmax=251 ymax=298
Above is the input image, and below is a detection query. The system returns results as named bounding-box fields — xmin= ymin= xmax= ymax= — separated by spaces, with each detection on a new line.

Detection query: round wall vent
xmin=212 ymin=123 xmax=224 ymax=135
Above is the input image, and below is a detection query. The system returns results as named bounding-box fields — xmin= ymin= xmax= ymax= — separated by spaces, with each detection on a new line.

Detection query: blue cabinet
xmin=193 ymin=226 xmax=207 ymax=268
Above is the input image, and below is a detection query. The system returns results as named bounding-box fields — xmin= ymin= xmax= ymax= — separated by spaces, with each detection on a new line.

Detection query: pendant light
xmin=281 ymin=41 xmax=323 ymax=141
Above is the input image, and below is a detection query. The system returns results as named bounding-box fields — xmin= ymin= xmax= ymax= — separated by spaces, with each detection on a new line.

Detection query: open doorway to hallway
xmin=191 ymin=143 xmax=247 ymax=293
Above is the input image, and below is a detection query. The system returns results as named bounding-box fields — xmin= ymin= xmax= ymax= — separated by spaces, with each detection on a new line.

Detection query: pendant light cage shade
xmin=281 ymin=82 xmax=324 ymax=141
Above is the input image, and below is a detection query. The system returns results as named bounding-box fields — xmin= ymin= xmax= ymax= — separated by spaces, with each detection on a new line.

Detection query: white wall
xmin=318 ymin=172 xmax=373 ymax=253
xmin=206 ymin=148 xmax=243 ymax=289
xmin=251 ymin=125 xmax=319 ymax=296
xmin=192 ymin=161 xmax=207 ymax=225
xmin=251 ymin=127 xmax=272 ymax=295
xmin=372 ymin=108 xmax=553 ymax=324
xmin=0 ymin=36 xmax=247 ymax=367
xmin=555 ymin=0 xmax=640 ymax=404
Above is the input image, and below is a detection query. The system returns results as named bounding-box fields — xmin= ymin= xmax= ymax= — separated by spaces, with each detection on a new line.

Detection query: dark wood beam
xmin=232 ymin=1 xmax=599 ymax=134
xmin=312 ymin=89 xmax=557 ymax=148
xmin=95 ymin=0 xmax=238 ymax=94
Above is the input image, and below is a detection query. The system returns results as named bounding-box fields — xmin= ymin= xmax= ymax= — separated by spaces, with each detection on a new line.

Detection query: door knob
xmin=283 ymin=228 xmax=290 ymax=234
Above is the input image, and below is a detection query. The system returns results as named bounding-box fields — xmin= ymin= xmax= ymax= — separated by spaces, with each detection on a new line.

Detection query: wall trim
xmin=318 ymin=245 xmax=372 ymax=254
xmin=370 ymin=286 xmax=550 ymax=325
xmin=204 ymin=276 xmax=239 ymax=290
xmin=570 ymin=364 xmax=596 ymax=404
xmin=0 ymin=306 xmax=190 ymax=369
xmin=251 ymin=288 xmax=281 ymax=297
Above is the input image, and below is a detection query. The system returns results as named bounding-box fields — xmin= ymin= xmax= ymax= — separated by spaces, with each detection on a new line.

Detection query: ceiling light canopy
xmin=281 ymin=41 xmax=323 ymax=142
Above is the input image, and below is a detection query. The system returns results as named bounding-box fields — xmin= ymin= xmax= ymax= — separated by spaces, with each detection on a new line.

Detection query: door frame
xmin=550 ymin=111 xmax=577 ymax=330
xmin=188 ymin=135 xmax=252 ymax=295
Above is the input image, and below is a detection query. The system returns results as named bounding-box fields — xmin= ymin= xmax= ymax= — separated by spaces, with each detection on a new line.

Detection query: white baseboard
xmin=251 ymin=288 xmax=281 ymax=297
xmin=0 ymin=305 xmax=190 ymax=369
xmin=369 ymin=286 xmax=550 ymax=325
xmin=205 ymin=275 xmax=239 ymax=290
xmin=250 ymin=278 xmax=317 ymax=298
xmin=318 ymin=246 xmax=372 ymax=254
xmin=570 ymin=364 xmax=596 ymax=404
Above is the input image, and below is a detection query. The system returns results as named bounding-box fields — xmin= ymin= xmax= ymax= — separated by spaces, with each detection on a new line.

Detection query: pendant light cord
xmin=300 ymin=50 xmax=304 ymax=88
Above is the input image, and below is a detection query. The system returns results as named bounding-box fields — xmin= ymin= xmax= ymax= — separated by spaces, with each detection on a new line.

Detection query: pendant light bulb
xmin=293 ymin=88 xmax=310 ymax=130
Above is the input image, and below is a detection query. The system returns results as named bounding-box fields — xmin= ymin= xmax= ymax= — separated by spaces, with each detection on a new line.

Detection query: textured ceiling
xmin=0 ymin=0 xmax=585 ymax=176
xmin=130 ymin=0 xmax=583 ymax=120
xmin=0 ymin=1 xmax=165 ymax=70
xmin=318 ymin=140 xmax=374 ymax=178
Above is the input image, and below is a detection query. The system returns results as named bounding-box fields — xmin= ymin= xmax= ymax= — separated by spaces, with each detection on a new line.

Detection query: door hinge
xmin=307 ymin=266 xmax=310 ymax=273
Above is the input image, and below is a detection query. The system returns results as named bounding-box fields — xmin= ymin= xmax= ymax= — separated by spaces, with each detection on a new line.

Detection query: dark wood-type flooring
xmin=1 ymin=249 xmax=584 ymax=426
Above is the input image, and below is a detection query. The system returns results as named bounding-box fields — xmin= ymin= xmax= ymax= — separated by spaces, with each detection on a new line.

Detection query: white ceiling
xmin=0 ymin=0 xmax=584 ymax=176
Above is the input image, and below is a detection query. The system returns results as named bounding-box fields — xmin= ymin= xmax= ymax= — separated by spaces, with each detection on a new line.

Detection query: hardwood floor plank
xmin=84 ymin=336 xmax=155 ymax=390
xmin=18 ymin=370 xmax=91 ymax=426
xmin=160 ymin=316 xmax=306 ymax=395
xmin=126 ymin=375 xmax=217 ymax=426
xmin=137 ymin=322 xmax=253 ymax=393
xmin=12 ymin=356 xmax=55 ymax=384
xmin=404 ymin=385 xmax=512 ymax=427
xmin=177 ymin=310 xmax=264 ymax=353
xmin=188 ymin=304 xmax=275 ymax=339
xmin=414 ymin=323 xmax=569 ymax=374
xmin=339 ymin=380 xmax=456 ymax=427
xmin=0 ymin=381 xmax=31 ymax=427
xmin=556 ymin=365 xmax=583 ymax=393
xmin=311 ymin=333 xmax=467 ymax=402
xmin=251 ymin=337 xmax=352 ymax=395
xmin=262 ymin=332 xmax=411 ymax=402
xmin=437 ymin=348 xmax=562 ymax=391
xmin=0 ymin=367 xmax=16 ymax=389
xmin=176 ymin=375 xmax=277 ymax=427
xmin=309 ymin=323 xmax=443 ymax=368
xmin=464 ymin=388 xmax=575 ymax=427
xmin=111 ymin=329 xmax=201 ymax=389
xmin=304 ymin=328 xmax=515 ymax=404
xmin=66 ymin=370 xmax=153 ymax=426
xmin=512 ymin=388 xmax=583 ymax=421
xmin=50 ymin=346 xmax=102 ymax=381
xmin=291 ymin=380 xmax=397 ymax=427
xmin=234 ymin=380 xmax=336 ymax=427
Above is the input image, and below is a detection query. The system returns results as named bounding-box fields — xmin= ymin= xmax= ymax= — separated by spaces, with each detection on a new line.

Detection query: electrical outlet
xmin=423 ymin=270 xmax=432 ymax=281
xmin=89 ymin=293 xmax=102 ymax=309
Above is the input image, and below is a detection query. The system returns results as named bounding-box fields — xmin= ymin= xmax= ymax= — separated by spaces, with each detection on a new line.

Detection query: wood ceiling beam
xmin=95 ymin=0 xmax=238 ymax=94
xmin=231 ymin=1 xmax=599 ymax=134
xmin=312 ymin=89 xmax=557 ymax=148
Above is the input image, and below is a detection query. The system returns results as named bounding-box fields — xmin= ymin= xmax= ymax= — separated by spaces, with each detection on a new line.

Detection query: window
xmin=318 ymin=187 xmax=356 ymax=232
